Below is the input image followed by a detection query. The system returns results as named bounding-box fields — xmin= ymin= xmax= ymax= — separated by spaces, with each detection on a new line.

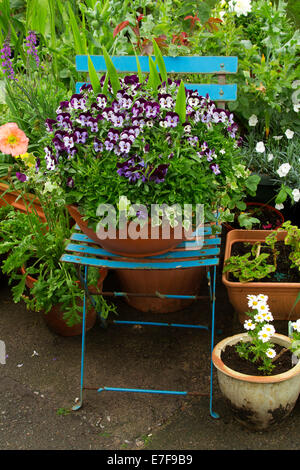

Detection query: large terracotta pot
xmin=116 ymin=266 xmax=206 ymax=313
xmin=0 ymin=182 xmax=46 ymax=222
xmin=21 ymin=267 xmax=107 ymax=336
xmin=212 ymin=333 xmax=300 ymax=430
xmin=67 ymin=204 xmax=187 ymax=258
xmin=222 ymin=229 xmax=300 ymax=322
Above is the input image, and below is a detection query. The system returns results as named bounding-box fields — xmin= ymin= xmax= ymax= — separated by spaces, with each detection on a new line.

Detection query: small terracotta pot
xmin=223 ymin=202 xmax=284 ymax=232
xmin=212 ymin=333 xmax=300 ymax=430
xmin=67 ymin=204 xmax=187 ymax=258
xmin=21 ymin=266 xmax=107 ymax=336
xmin=222 ymin=229 xmax=300 ymax=322
xmin=0 ymin=182 xmax=46 ymax=222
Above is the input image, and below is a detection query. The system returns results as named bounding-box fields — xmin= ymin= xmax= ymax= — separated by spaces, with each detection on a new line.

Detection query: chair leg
xmin=72 ymin=265 xmax=88 ymax=411
xmin=209 ymin=265 xmax=219 ymax=419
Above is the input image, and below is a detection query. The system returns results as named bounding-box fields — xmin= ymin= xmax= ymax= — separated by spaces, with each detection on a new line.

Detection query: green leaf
xmin=175 ymin=80 xmax=186 ymax=123
xmin=67 ymin=3 xmax=85 ymax=55
xmin=147 ymin=55 xmax=161 ymax=91
xmin=102 ymin=46 xmax=121 ymax=96
xmin=88 ymin=55 xmax=101 ymax=94
xmin=133 ymin=48 xmax=145 ymax=84
xmin=152 ymin=39 xmax=167 ymax=84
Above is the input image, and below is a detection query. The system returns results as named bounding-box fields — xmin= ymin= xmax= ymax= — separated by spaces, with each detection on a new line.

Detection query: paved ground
xmin=0 ymin=260 xmax=300 ymax=452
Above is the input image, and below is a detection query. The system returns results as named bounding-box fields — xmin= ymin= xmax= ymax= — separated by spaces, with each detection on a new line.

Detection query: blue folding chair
xmin=61 ymin=53 xmax=238 ymax=418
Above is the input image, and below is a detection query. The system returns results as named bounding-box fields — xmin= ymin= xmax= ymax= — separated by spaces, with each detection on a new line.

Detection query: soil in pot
xmin=229 ymin=241 xmax=300 ymax=283
xmin=221 ymin=343 xmax=295 ymax=376
xmin=225 ymin=203 xmax=284 ymax=231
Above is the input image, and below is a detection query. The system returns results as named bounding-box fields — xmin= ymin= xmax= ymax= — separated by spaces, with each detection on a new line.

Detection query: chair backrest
xmin=75 ymin=55 xmax=238 ymax=109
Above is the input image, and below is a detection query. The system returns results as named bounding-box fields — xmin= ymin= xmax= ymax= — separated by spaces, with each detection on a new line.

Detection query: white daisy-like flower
xmin=266 ymin=348 xmax=276 ymax=359
xmin=292 ymin=189 xmax=300 ymax=203
xmin=248 ymin=114 xmax=258 ymax=126
xmin=262 ymin=324 xmax=275 ymax=336
xmin=228 ymin=0 xmax=252 ymax=17
xmin=244 ymin=319 xmax=256 ymax=331
xmin=255 ymin=141 xmax=265 ymax=153
xmin=256 ymin=301 xmax=270 ymax=314
xmin=258 ymin=329 xmax=271 ymax=343
xmin=275 ymin=203 xmax=284 ymax=210
xmin=257 ymin=294 xmax=268 ymax=303
xmin=264 ymin=312 xmax=274 ymax=322
xmin=292 ymin=319 xmax=300 ymax=333
xmin=254 ymin=313 xmax=265 ymax=323
xmin=277 ymin=163 xmax=291 ymax=178
xmin=285 ymin=129 xmax=294 ymax=139
xmin=248 ymin=297 xmax=260 ymax=309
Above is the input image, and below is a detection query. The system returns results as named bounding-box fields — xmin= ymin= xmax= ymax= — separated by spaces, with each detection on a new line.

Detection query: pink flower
xmin=0 ymin=123 xmax=29 ymax=156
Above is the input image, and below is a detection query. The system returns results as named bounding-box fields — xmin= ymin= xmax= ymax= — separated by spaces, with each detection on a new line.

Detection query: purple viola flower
xmin=66 ymin=176 xmax=74 ymax=188
xmin=70 ymin=93 xmax=86 ymax=110
xmin=56 ymin=101 xmax=70 ymax=114
xmin=183 ymin=122 xmax=192 ymax=133
xmin=119 ymin=139 xmax=131 ymax=154
xmin=63 ymin=133 xmax=74 ymax=149
xmin=96 ymin=94 xmax=107 ymax=109
xmin=56 ymin=112 xmax=71 ymax=125
xmin=80 ymin=83 xmax=93 ymax=93
xmin=86 ymin=116 xmax=98 ymax=132
xmin=132 ymin=105 xmax=144 ymax=118
xmin=124 ymin=74 xmax=139 ymax=85
xmin=158 ymin=94 xmax=173 ymax=109
xmin=52 ymin=135 xmax=65 ymax=152
xmin=104 ymin=140 xmax=114 ymax=151
xmin=165 ymin=112 xmax=179 ymax=128
xmin=74 ymin=128 xmax=88 ymax=144
xmin=111 ymin=113 xmax=125 ymax=127
xmin=147 ymin=164 xmax=169 ymax=183
xmin=45 ymin=118 xmax=57 ymax=132
xmin=107 ymin=129 xmax=120 ymax=142
xmin=77 ymin=112 xmax=91 ymax=127
xmin=16 ymin=172 xmax=27 ymax=182
xmin=210 ymin=163 xmax=221 ymax=175
xmin=145 ymin=102 xmax=160 ymax=119
xmin=93 ymin=138 xmax=103 ymax=153
xmin=120 ymin=93 xmax=133 ymax=109
xmin=187 ymin=136 xmax=199 ymax=147
xmin=201 ymin=112 xmax=212 ymax=124
xmin=35 ymin=157 xmax=40 ymax=173
xmin=144 ymin=143 xmax=150 ymax=153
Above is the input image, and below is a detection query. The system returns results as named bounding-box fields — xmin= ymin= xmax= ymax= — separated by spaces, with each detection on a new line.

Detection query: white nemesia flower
xmin=255 ymin=141 xmax=265 ymax=153
xmin=277 ymin=163 xmax=291 ymax=177
xmin=258 ymin=329 xmax=271 ymax=343
xmin=275 ymin=203 xmax=284 ymax=210
xmin=267 ymin=153 xmax=274 ymax=162
xmin=244 ymin=319 xmax=256 ymax=331
xmin=266 ymin=348 xmax=276 ymax=359
xmin=285 ymin=129 xmax=294 ymax=139
xmin=292 ymin=319 xmax=300 ymax=333
xmin=292 ymin=189 xmax=300 ymax=203
xmin=228 ymin=0 xmax=252 ymax=17
xmin=248 ymin=114 xmax=258 ymax=126
xmin=262 ymin=324 xmax=275 ymax=336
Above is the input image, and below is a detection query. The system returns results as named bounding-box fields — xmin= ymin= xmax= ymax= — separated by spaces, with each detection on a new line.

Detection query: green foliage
xmin=88 ymin=55 xmax=101 ymax=94
xmin=175 ymin=81 xmax=186 ymax=124
xmin=223 ymin=249 xmax=276 ymax=283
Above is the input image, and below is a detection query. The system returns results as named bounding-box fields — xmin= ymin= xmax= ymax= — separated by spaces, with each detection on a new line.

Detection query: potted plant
xmin=222 ymin=221 xmax=300 ymax=322
xmin=223 ymin=201 xmax=284 ymax=231
xmin=212 ymin=294 xmax=300 ymax=431
xmin=0 ymin=176 xmax=116 ymax=336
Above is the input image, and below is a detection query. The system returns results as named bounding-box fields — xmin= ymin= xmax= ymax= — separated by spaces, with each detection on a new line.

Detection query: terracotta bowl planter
xmin=222 ymin=229 xmax=300 ymax=322
xmin=67 ymin=204 xmax=187 ymax=258
xmin=20 ymin=266 xmax=107 ymax=336
xmin=223 ymin=202 xmax=284 ymax=232
xmin=212 ymin=333 xmax=300 ymax=430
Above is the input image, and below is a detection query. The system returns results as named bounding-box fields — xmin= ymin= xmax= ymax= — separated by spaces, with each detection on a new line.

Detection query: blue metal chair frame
xmin=61 ymin=224 xmax=221 ymax=418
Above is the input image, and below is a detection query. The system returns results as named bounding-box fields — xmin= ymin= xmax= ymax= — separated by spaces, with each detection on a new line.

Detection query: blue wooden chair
xmin=61 ymin=54 xmax=238 ymax=419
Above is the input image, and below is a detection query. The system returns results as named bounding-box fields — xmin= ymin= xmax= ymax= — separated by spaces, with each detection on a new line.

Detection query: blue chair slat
xmin=65 ymin=242 xmax=220 ymax=260
xmin=76 ymin=55 xmax=238 ymax=74
xmin=60 ymin=253 xmax=219 ymax=269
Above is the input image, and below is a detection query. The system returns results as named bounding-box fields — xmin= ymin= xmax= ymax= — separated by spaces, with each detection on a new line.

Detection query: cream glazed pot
xmin=212 ymin=333 xmax=300 ymax=430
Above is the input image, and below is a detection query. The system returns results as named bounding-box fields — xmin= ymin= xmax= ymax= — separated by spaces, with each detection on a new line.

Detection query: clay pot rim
xmin=212 ymin=333 xmax=300 ymax=384
xmin=223 ymin=201 xmax=284 ymax=232
xmin=222 ymin=229 xmax=300 ymax=288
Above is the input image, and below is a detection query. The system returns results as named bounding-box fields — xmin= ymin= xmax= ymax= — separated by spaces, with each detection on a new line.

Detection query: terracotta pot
xmin=21 ymin=266 xmax=107 ymax=336
xmin=223 ymin=202 xmax=284 ymax=232
xmin=222 ymin=229 xmax=300 ymax=322
xmin=116 ymin=266 xmax=206 ymax=313
xmin=67 ymin=204 xmax=187 ymax=258
xmin=0 ymin=182 xmax=46 ymax=222
xmin=212 ymin=333 xmax=300 ymax=430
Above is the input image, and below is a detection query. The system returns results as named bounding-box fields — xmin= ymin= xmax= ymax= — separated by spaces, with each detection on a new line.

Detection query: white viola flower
xmin=292 ymin=319 xmax=300 ymax=333
xmin=267 ymin=153 xmax=274 ymax=162
xmin=266 ymin=348 xmax=276 ymax=359
xmin=292 ymin=189 xmax=300 ymax=202
xmin=244 ymin=319 xmax=256 ymax=331
xmin=258 ymin=329 xmax=271 ymax=343
xmin=275 ymin=203 xmax=284 ymax=210
xmin=285 ymin=129 xmax=294 ymax=139
xmin=262 ymin=324 xmax=275 ymax=337
xmin=255 ymin=141 xmax=265 ymax=153
xmin=228 ymin=0 xmax=252 ymax=17
xmin=248 ymin=114 xmax=258 ymax=126
xmin=277 ymin=163 xmax=291 ymax=177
